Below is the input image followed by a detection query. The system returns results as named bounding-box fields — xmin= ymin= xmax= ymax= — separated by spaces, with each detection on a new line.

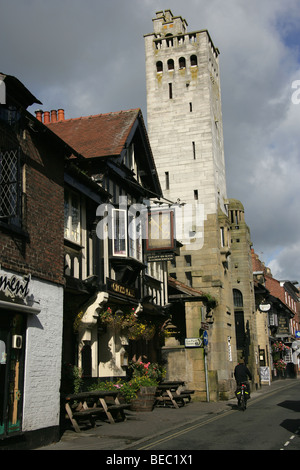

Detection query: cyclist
xmin=234 ymin=359 xmax=252 ymax=404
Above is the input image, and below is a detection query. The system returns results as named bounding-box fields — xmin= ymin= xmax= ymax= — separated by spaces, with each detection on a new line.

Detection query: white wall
xmin=22 ymin=277 xmax=63 ymax=432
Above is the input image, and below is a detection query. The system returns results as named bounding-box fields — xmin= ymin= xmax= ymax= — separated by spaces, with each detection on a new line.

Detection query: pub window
xmin=111 ymin=208 xmax=143 ymax=262
xmin=64 ymin=190 xmax=81 ymax=244
xmin=112 ymin=209 xmax=127 ymax=257
xmin=128 ymin=210 xmax=142 ymax=262
xmin=0 ymin=148 xmax=22 ymax=227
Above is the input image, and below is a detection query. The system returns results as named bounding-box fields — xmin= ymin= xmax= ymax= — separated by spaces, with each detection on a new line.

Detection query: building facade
xmin=46 ymin=108 xmax=174 ymax=383
xmin=252 ymin=249 xmax=300 ymax=382
xmin=228 ymin=199 xmax=260 ymax=389
xmin=144 ymin=10 xmax=237 ymax=398
xmin=0 ymin=74 xmax=76 ymax=448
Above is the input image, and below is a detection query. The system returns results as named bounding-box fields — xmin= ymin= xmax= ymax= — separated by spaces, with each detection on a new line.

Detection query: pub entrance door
xmin=0 ymin=311 xmax=25 ymax=438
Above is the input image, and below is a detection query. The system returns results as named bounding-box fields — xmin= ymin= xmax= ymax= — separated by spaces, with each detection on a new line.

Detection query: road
xmin=132 ymin=380 xmax=300 ymax=451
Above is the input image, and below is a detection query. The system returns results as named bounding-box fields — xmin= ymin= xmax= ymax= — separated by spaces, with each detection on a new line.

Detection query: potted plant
xmin=128 ymin=361 xmax=166 ymax=411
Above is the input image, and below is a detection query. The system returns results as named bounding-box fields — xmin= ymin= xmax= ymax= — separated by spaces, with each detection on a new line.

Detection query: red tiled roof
xmin=47 ymin=109 xmax=140 ymax=159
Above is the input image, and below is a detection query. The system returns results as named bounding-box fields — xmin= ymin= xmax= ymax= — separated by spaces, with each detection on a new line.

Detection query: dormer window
xmin=124 ymin=144 xmax=134 ymax=171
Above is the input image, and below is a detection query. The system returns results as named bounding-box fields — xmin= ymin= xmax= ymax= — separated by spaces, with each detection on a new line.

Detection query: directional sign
xmin=185 ymin=338 xmax=202 ymax=348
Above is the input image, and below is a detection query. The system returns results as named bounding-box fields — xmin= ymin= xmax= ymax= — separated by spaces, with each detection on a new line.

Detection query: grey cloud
xmin=2 ymin=0 xmax=300 ymax=281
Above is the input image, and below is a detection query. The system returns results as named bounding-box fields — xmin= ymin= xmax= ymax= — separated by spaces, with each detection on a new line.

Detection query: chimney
xmin=35 ymin=110 xmax=43 ymax=122
xmin=51 ymin=110 xmax=57 ymax=122
xmin=57 ymin=109 xmax=65 ymax=121
xmin=43 ymin=111 xmax=50 ymax=124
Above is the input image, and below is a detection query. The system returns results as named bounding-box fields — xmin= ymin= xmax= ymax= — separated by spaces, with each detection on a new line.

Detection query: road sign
xmin=203 ymin=330 xmax=208 ymax=346
xmin=185 ymin=337 xmax=202 ymax=348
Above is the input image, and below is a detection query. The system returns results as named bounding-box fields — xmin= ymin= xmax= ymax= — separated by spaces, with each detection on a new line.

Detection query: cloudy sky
xmin=1 ymin=0 xmax=300 ymax=282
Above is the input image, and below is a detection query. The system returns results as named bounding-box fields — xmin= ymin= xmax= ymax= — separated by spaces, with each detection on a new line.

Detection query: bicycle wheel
xmin=240 ymin=393 xmax=246 ymax=411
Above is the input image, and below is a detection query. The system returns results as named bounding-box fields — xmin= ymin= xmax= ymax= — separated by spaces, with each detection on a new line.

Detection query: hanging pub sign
xmin=277 ymin=316 xmax=289 ymax=335
xmin=146 ymin=209 xmax=175 ymax=252
xmin=259 ymin=302 xmax=271 ymax=312
xmin=107 ymin=278 xmax=137 ymax=299
xmin=0 ymin=267 xmax=31 ymax=300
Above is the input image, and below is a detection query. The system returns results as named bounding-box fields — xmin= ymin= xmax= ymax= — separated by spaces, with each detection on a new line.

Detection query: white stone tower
xmin=144 ymin=10 xmax=237 ymax=399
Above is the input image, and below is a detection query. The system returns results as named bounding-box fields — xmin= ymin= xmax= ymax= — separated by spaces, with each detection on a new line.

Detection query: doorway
xmin=0 ymin=311 xmax=25 ymax=438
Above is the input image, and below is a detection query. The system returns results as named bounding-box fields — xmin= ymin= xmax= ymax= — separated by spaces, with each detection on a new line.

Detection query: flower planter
xmin=130 ymin=386 xmax=157 ymax=412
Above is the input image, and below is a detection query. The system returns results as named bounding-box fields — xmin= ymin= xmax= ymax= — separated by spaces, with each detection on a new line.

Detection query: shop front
xmin=0 ymin=269 xmax=40 ymax=441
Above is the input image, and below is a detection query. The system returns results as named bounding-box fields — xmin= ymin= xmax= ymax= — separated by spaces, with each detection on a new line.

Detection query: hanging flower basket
xmin=274 ymin=359 xmax=287 ymax=371
xmin=127 ymin=322 xmax=156 ymax=341
xmin=99 ymin=307 xmax=136 ymax=330
xmin=271 ymin=341 xmax=290 ymax=353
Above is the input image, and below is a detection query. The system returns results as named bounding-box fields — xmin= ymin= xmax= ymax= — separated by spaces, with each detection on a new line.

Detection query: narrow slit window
xmin=169 ymin=83 xmax=173 ymax=99
xmin=189 ymin=102 xmax=193 ymax=112
xmin=192 ymin=141 xmax=196 ymax=159
xmin=194 ymin=189 xmax=198 ymax=200
xmin=165 ymin=171 xmax=170 ymax=190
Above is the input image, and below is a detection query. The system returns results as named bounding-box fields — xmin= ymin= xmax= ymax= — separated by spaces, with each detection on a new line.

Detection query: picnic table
xmin=155 ymin=381 xmax=195 ymax=408
xmin=64 ymin=390 xmax=130 ymax=432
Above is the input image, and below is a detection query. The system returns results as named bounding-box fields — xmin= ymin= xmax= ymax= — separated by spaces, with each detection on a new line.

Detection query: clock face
xmin=147 ymin=209 xmax=174 ymax=250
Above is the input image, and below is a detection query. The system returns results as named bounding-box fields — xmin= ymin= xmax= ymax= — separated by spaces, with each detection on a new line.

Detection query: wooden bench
xmin=64 ymin=390 xmax=130 ymax=432
xmin=155 ymin=381 xmax=195 ymax=408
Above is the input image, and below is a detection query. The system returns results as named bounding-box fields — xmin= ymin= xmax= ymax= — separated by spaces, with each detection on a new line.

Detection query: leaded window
xmin=0 ymin=147 xmax=22 ymax=226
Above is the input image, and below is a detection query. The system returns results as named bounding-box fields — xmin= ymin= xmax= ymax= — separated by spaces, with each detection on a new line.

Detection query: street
xmin=132 ymin=380 xmax=300 ymax=451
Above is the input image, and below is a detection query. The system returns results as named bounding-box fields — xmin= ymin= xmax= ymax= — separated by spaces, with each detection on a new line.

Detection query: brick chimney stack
xmin=57 ymin=109 xmax=65 ymax=121
xmin=43 ymin=111 xmax=50 ymax=124
xmin=35 ymin=110 xmax=43 ymax=122
xmin=51 ymin=110 xmax=57 ymax=122
xmin=35 ymin=109 xmax=65 ymax=124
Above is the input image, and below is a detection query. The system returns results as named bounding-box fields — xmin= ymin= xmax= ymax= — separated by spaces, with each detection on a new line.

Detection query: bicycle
xmin=236 ymin=382 xmax=249 ymax=411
